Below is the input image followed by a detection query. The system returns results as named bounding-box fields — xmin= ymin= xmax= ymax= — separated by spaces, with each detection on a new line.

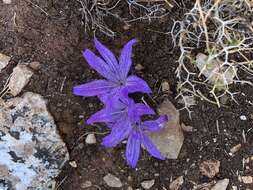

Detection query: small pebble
xmin=240 ymin=115 xmax=247 ymax=121
xmin=85 ymin=134 xmax=96 ymax=144
xmin=240 ymin=176 xmax=253 ymax=184
xmin=135 ymin=64 xmax=144 ymax=71
xmin=161 ymin=81 xmax=170 ymax=92
xmin=230 ymin=144 xmax=241 ymax=154
xmin=141 ymin=179 xmax=155 ymax=189
xmin=103 ymin=173 xmax=122 ymax=188
xmin=81 ymin=181 xmax=92 ymax=189
xmin=29 ymin=61 xmax=41 ymax=71
xmin=69 ymin=161 xmax=77 ymax=168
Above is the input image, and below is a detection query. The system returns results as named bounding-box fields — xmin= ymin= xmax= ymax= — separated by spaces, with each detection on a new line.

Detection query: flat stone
xmin=8 ymin=64 xmax=34 ymax=96
xmin=0 ymin=53 xmax=10 ymax=71
xmin=141 ymin=179 xmax=155 ymax=189
xmin=103 ymin=173 xmax=122 ymax=188
xmin=150 ymin=99 xmax=184 ymax=159
xmin=0 ymin=92 xmax=69 ymax=190
xmin=211 ymin=179 xmax=229 ymax=190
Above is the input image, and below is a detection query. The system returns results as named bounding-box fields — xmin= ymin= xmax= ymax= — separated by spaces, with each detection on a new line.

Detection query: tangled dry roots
xmin=171 ymin=0 xmax=253 ymax=114
xmin=76 ymin=0 xmax=169 ymax=37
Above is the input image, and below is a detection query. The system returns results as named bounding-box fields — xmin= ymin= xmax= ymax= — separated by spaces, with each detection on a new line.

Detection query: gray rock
xmin=0 ymin=92 xmax=69 ymax=190
xmin=103 ymin=173 xmax=122 ymax=188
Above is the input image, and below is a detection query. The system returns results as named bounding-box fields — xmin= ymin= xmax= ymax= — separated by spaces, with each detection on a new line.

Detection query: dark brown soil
xmin=0 ymin=1 xmax=252 ymax=190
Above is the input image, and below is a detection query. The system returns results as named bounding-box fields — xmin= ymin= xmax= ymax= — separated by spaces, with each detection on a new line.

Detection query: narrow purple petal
xmin=125 ymin=75 xmax=152 ymax=94
xmin=119 ymin=39 xmax=138 ymax=79
xmin=135 ymin=103 xmax=155 ymax=116
xmin=102 ymin=119 xmax=132 ymax=148
xmin=73 ymin=80 xmax=115 ymax=97
xmin=94 ymin=38 xmax=120 ymax=79
xmin=142 ymin=134 xmax=165 ymax=160
xmin=83 ymin=49 xmax=115 ymax=81
xmin=142 ymin=115 xmax=168 ymax=132
xmin=126 ymin=131 xmax=141 ymax=168
xmin=87 ymin=108 xmax=110 ymax=124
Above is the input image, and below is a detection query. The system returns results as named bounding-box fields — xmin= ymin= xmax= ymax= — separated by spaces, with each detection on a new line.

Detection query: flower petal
xmin=83 ymin=49 xmax=115 ymax=81
xmin=73 ymin=80 xmax=115 ymax=97
xmin=142 ymin=134 xmax=165 ymax=160
xmin=87 ymin=108 xmax=110 ymax=124
xmin=119 ymin=39 xmax=138 ymax=79
xmin=142 ymin=115 xmax=168 ymax=132
xmin=135 ymin=103 xmax=155 ymax=116
xmin=126 ymin=131 xmax=141 ymax=168
xmin=102 ymin=119 xmax=132 ymax=148
xmin=94 ymin=38 xmax=120 ymax=79
xmin=125 ymin=75 xmax=152 ymax=94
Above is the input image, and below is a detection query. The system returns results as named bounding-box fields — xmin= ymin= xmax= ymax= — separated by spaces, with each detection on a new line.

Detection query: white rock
xmin=150 ymin=99 xmax=184 ymax=159
xmin=8 ymin=64 xmax=33 ymax=96
xmin=3 ymin=0 xmax=11 ymax=4
xmin=240 ymin=115 xmax=247 ymax=121
xmin=0 ymin=92 xmax=69 ymax=190
xmin=141 ymin=179 xmax=155 ymax=189
xmin=85 ymin=134 xmax=96 ymax=144
xmin=135 ymin=64 xmax=144 ymax=71
xmin=169 ymin=176 xmax=184 ymax=190
xmin=0 ymin=53 xmax=10 ymax=71
xmin=103 ymin=173 xmax=122 ymax=188
xmin=211 ymin=179 xmax=229 ymax=190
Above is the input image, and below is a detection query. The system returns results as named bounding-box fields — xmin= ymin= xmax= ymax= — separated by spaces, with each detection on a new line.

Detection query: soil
xmin=0 ymin=0 xmax=252 ymax=190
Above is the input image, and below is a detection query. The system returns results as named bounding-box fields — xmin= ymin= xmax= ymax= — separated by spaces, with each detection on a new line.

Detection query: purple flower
xmin=90 ymin=96 xmax=168 ymax=168
xmin=103 ymin=113 xmax=168 ymax=168
xmin=87 ymin=96 xmax=155 ymax=125
xmin=73 ymin=38 xmax=151 ymax=103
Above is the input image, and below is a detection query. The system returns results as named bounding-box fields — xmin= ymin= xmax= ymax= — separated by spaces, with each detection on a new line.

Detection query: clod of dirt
xmin=141 ymin=179 xmax=155 ymax=189
xmin=8 ymin=64 xmax=33 ymax=96
xmin=0 ymin=92 xmax=69 ymax=190
xmin=169 ymin=176 xmax=184 ymax=190
xmin=0 ymin=53 xmax=10 ymax=72
xmin=85 ymin=134 xmax=96 ymax=144
xmin=199 ymin=160 xmax=220 ymax=178
xmin=239 ymin=176 xmax=253 ymax=184
xmin=210 ymin=179 xmax=229 ymax=190
xmin=103 ymin=173 xmax=122 ymax=188
xmin=196 ymin=53 xmax=237 ymax=89
xmin=150 ymin=99 xmax=184 ymax=159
